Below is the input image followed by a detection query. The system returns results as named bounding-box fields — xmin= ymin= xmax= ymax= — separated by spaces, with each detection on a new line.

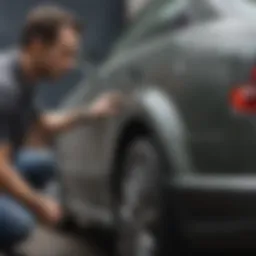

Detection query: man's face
xmin=34 ymin=26 xmax=80 ymax=80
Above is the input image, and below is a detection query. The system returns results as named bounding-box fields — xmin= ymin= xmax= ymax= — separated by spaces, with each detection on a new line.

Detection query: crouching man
xmin=0 ymin=5 xmax=122 ymax=255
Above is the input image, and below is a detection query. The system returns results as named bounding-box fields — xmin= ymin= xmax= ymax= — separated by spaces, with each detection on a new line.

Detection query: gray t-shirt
xmin=0 ymin=50 xmax=39 ymax=155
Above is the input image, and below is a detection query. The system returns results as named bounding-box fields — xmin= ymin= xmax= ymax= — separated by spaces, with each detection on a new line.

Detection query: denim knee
xmin=16 ymin=148 xmax=56 ymax=189
xmin=0 ymin=196 xmax=35 ymax=250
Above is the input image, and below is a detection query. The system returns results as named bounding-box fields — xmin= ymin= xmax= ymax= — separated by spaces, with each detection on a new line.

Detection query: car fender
xmin=121 ymin=87 xmax=193 ymax=180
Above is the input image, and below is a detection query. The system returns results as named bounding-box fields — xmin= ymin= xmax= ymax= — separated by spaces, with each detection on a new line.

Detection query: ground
xmin=21 ymin=226 xmax=102 ymax=256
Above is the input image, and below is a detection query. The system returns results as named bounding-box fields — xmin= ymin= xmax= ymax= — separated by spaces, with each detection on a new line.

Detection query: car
xmin=57 ymin=0 xmax=256 ymax=254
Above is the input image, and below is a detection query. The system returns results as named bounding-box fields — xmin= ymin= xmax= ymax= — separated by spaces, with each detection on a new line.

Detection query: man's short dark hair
xmin=21 ymin=5 xmax=82 ymax=47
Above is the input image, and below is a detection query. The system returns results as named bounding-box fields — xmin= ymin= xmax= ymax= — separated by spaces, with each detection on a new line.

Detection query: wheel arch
xmin=110 ymin=87 xmax=193 ymax=197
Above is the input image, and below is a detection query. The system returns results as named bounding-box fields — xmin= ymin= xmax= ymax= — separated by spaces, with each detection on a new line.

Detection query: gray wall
xmin=0 ymin=0 xmax=125 ymax=62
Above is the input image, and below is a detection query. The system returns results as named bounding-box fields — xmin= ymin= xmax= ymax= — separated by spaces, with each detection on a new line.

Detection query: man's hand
xmin=31 ymin=195 xmax=63 ymax=227
xmin=87 ymin=92 xmax=124 ymax=119
xmin=0 ymin=144 xmax=62 ymax=228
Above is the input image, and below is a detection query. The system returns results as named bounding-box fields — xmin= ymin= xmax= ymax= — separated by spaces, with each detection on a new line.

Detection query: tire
xmin=113 ymin=137 xmax=164 ymax=256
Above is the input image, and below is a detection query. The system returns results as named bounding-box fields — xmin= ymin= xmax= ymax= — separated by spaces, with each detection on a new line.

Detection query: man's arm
xmin=0 ymin=143 xmax=62 ymax=225
xmin=0 ymin=95 xmax=39 ymax=206
xmin=0 ymin=143 xmax=40 ymax=207
xmin=0 ymin=91 xmax=62 ymax=225
xmin=38 ymin=92 xmax=123 ymax=136
xmin=26 ymin=106 xmax=98 ymax=147
xmin=39 ymin=107 xmax=92 ymax=135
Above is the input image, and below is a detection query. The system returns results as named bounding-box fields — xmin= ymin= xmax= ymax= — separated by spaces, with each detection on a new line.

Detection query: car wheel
xmin=114 ymin=137 xmax=164 ymax=256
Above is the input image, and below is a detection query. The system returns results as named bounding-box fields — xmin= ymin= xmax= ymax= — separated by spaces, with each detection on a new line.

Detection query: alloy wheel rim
xmin=118 ymin=141 xmax=160 ymax=256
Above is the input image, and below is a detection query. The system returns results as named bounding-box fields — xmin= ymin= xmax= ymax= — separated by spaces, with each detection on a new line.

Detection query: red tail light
xmin=230 ymin=67 xmax=256 ymax=113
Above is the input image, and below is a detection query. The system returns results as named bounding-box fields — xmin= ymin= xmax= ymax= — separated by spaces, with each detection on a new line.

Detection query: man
xmin=0 ymin=5 xmax=122 ymax=255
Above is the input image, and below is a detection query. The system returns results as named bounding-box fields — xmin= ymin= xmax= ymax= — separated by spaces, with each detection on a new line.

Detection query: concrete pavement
xmin=21 ymin=226 xmax=101 ymax=256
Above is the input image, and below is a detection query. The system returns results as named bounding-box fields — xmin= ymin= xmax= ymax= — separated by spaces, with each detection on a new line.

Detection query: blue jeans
xmin=0 ymin=149 xmax=56 ymax=250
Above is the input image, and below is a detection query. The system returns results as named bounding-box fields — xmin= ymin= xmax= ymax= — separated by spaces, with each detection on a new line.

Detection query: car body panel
xmin=57 ymin=0 xmax=256 ymax=251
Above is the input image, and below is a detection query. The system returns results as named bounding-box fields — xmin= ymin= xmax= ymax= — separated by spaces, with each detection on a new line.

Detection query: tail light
xmin=230 ymin=67 xmax=256 ymax=113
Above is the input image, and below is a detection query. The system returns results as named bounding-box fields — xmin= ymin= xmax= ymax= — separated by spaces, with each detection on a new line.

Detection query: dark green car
xmin=58 ymin=0 xmax=256 ymax=254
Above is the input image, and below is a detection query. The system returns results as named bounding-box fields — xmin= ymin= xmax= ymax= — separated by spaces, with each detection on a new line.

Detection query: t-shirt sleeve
xmin=31 ymin=101 xmax=42 ymax=122
xmin=0 ymin=89 xmax=12 ymax=144
xmin=0 ymin=111 xmax=11 ymax=143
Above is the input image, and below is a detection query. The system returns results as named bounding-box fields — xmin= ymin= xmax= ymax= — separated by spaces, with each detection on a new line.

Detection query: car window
xmin=112 ymin=0 xmax=189 ymax=52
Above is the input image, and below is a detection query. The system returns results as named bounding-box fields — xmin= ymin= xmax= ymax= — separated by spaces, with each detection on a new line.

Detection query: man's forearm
xmin=41 ymin=92 xmax=121 ymax=135
xmin=41 ymin=107 xmax=95 ymax=135
xmin=0 ymin=161 xmax=39 ymax=209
